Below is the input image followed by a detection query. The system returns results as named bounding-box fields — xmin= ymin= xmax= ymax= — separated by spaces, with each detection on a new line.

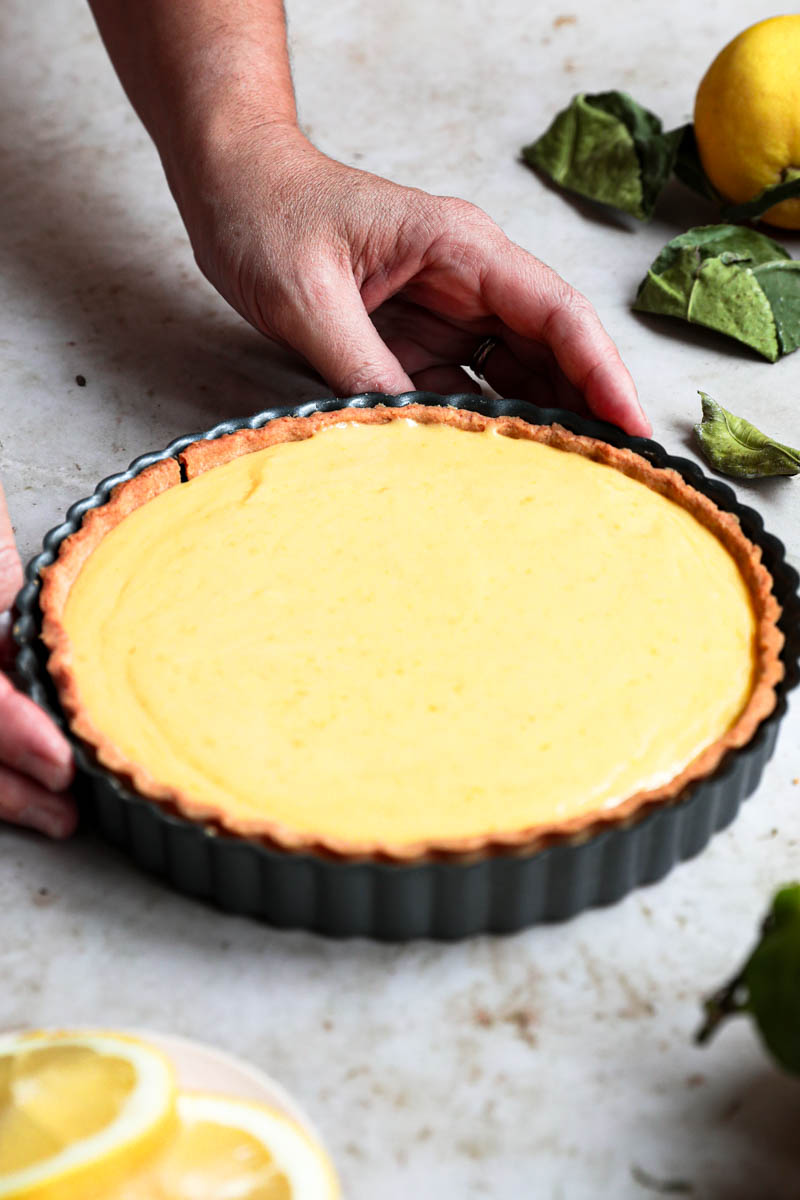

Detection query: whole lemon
xmin=694 ymin=15 xmax=800 ymax=229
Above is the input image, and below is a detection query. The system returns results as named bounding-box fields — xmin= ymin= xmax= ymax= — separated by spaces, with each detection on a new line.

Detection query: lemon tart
xmin=39 ymin=403 xmax=783 ymax=861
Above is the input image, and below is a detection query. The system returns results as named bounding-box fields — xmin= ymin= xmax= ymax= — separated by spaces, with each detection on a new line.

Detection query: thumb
xmin=280 ymin=270 xmax=415 ymax=397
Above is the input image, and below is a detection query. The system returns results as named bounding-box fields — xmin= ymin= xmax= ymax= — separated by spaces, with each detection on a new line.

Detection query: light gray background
xmin=2 ymin=2 xmax=799 ymax=1196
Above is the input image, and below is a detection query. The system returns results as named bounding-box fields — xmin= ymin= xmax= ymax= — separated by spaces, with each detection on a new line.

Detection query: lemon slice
xmin=0 ymin=1030 xmax=176 ymax=1199
xmin=110 ymin=1091 xmax=340 ymax=1200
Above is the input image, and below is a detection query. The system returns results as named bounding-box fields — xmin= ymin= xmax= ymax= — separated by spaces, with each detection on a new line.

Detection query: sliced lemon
xmin=109 ymin=1091 xmax=340 ymax=1200
xmin=0 ymin=1030 xmax=176 ymax=1199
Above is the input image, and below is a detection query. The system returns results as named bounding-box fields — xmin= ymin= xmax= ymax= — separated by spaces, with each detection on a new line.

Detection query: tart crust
xmin=40 ymin=405 xmax=785 ymax=862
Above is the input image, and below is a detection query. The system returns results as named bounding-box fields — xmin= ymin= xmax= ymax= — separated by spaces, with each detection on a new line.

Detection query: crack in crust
xmin=39 ymin=405 xmax=785 ymax=863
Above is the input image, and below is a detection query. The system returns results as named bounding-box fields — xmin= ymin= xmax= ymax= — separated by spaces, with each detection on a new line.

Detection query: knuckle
xmin=340 ymin=357 xmax=399 ymax=396
xmin=436 ymin=195 xmax=492 ymax=230
xmin=422 ymin=197 xmax=506 ymax=279
xmin=542 ymin=287 xmax=596 ymax=339
xmin=282 ymin=255 xmax=346 ymax=316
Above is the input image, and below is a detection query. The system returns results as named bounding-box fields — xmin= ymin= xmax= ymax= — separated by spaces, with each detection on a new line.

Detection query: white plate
xmin=135 ymin=1029 xmax=319 ymax=1135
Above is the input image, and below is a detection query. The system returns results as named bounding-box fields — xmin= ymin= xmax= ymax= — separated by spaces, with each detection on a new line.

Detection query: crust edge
xmin=40 ymin=405 xmax=785 ymax=863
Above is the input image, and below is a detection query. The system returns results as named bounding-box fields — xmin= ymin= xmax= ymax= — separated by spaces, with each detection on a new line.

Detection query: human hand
xmin=169 ymin=124 xmax=650 ymax=435
xmin=0 ymin=484 xmax=76 ymax=837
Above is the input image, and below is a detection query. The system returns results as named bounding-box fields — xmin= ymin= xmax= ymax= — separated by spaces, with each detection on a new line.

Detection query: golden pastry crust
xmin=40 ymin=405 xmax=785 ymax=862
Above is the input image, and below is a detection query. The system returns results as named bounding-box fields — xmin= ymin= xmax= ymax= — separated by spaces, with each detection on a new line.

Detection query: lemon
xmin=108 ymin=1092 xmax=341 ymax=1200
xmin=694 ymin=15 xmax=800 ymax=228
xmin=0 ymin=1030 xmax=176 ymax=1199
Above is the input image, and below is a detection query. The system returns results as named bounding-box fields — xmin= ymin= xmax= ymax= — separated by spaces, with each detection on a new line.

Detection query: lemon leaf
xmin=744 ymin=885 xmax=800 ymax=1075
xmin=689 ymin=258 xmax=779 ymax=361
xmin=644 ymin=224 xmax=791 ymax=272
xmin=699 ymin=884 xmax=800 ymax=1075
xmin=669 ymin=122 xmax=800 ymax=223
xmin=722 ymin=169 xmax=800 ymax=223
xmin=672 ymin=124 xmax=724 ymax=203
xmin=694 ymin=393 xmax=800 ymax=478
xmin=752 ymin=261 xmax=800 ymax=355
xmin=634 ymin=225 xmax=795 ymax=360
xmin=522 ymin=91 xmax=681 ymax=220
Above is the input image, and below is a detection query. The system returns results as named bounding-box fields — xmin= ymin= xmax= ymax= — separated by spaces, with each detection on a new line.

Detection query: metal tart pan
xmin=13 ymin=393 xmax=800 ymax=939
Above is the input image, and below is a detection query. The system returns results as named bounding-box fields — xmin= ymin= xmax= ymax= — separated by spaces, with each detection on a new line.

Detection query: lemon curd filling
xmin=61 ymin=420 xmax=757 ymax=848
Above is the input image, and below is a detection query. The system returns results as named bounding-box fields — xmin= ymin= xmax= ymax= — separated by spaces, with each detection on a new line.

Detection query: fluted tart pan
xmin=14 ymin=392 xmax=800 ymax=938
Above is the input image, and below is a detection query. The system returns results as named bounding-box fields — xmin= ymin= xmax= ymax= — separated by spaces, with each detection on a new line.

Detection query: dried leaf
xmin=672 ymin=124 xmax=723 ymax=204
xmin=722 ymin=169 xmax=800 ymax=223
xmin=634 ymin=225 xmax=797 ymax=361
xmin=694 ymin=393 xmax=800 ymax=478
xmin=752 ymin=261 xmax=800 ymax=355
xmin=522 ymin=91 xmax=681 ymax=220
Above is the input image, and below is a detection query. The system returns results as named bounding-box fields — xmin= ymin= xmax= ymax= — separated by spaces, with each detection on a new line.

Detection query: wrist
xmin=161 ymin=94 xmax=307 ymax=217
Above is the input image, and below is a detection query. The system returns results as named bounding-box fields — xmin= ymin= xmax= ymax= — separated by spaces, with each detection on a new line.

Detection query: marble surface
xmin=2 ymin=1 xmax=800 ymax=1195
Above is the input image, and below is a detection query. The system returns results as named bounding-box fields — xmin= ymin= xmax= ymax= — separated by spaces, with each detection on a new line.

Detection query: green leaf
xmin=746 ymin=886 xmax=800 ymax=1074
xmin=522 ymin=91 xmax=680 ymax=220
xmin=647 ymin=224 xmax=790 ymax=273
xmin=672 ymin=124 xmax=723 ymax=203
xmin=722 ymin=168 xmax=800 ymax=223
xmin=694 ymin=393 xmax=800 ymax=478
xmin=696 ymin=884 xmax=800 ymax=1072
xmin=587 ymin=92 xmax=684 ymax=218
xmin=633 ymin=225 xmax=795 ymax=361
xmin=752 ymin=261 xmax=800 ymax=355
xmin=689 ymin=257 xmax=779 ymax=362
xmin=672 ymin=126 xmax=800 ymax=222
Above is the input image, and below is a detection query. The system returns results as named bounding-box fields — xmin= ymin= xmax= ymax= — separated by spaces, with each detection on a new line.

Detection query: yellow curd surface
xmin=62 ymin=420 xmax=756 ymax=847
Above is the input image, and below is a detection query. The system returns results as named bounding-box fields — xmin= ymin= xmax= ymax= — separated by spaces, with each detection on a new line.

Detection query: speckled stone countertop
xmin=2 ymin=1 xmax=799 ymax=1196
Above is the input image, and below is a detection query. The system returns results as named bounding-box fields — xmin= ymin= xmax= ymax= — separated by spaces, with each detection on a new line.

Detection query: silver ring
xmin=469 ymin=335 xmax=501 ymax=379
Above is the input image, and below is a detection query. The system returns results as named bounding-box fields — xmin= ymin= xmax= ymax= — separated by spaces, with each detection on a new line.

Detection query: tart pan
xmin=13 ymin=393 xmax=800 ymax=940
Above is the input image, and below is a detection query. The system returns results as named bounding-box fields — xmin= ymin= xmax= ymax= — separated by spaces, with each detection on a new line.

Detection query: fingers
xmin=0 ymin=763 xmax=77 ymax=838
xmin=372 ymin=300 xmax=482 ymax=371
xmin=476 ymin=341 xmax=563 ymax=410
xmin=0 ymin=482 xmax=23 ymax=613
xmin=453 ymin=235 xmax=650 ymax=436
xmin=371 ymin=298 xmax=580 ymax=412
xmin=0 ymin=674 xmax=76 ymax=838
xmin=412 ymin=365 xmax=481 ymax=395
xmin=371 ymin=304 xmax=483 ymax=395
xmin=0 ymin=479 xmax=76 ymax=838
xmin=278 ymin=269 xmax=415 ymax=397
xmin=0 ymin=483 xmax=24 ymax=665
xmin=0 ymin=674 xmax=74 ymax=791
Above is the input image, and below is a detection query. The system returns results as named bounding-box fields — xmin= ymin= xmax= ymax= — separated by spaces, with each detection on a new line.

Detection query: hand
xmin=170 ymin=125 xmax=650 ymax=435
xmin=0 ymin=484 xmax=76 ymax=837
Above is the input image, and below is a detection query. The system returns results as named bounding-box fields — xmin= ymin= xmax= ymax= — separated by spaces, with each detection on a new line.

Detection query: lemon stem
xmin=695 ymin=971 xmax=749 ymax=1044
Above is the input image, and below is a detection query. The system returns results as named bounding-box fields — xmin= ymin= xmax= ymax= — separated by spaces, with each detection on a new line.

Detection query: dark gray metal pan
xmin=13 ymin=392 xmax=800 ymax=939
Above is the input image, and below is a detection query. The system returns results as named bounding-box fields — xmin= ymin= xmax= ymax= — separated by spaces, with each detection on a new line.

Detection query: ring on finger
xmin=468 ymin=335 xmax=502 ymax=379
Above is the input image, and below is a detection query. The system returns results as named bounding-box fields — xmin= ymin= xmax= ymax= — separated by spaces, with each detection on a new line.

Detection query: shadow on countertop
xmin=646 ymin=1062 xmax=800 ymax=1200
xmin=0 ymin=38 xmax=325 ymax=442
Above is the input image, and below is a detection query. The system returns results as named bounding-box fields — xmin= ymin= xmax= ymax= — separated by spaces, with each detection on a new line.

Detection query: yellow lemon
xmin=694 ymin=15 xmax=800 ymax=228
xmin=0 ymin=1030 xmax=176 ymax=1200
xmin=108 ymin=1092 xmax=341 ymax=1200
